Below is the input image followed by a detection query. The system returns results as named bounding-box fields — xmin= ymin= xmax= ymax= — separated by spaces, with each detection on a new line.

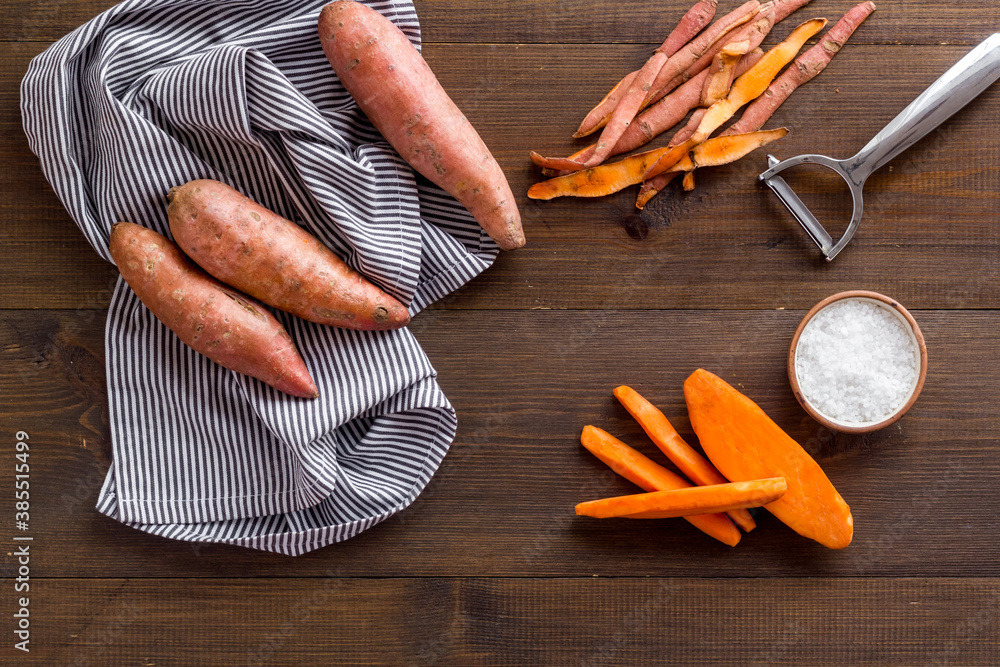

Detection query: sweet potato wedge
xmin=684 ymin=369 xmax=854 ymax=549
xmin=109 ymin=222 xmax=318 ymax=399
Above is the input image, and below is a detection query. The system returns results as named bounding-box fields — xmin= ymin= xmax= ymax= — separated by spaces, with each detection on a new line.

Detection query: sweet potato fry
xmin=700 ymin=39 xmax=751 ymax=107
xmin=682 ymin=171 xmax=697 ymax=191
xmin=573 ymin=0 xmax=718 ymax=138
xmin=575 ymin=478 xmax=788 ymax=519
xmin=613 ymin=385 xmax=757 ymax=531
xmin=636 ymin=127 xmax=788 ymax=207
xmin=580 ymin=426 xmax=741 ymax=546
xmin=724 ymin=1 xmax=875 ymax=135
xmin=643 ymin=17 xmax=826 ymax=181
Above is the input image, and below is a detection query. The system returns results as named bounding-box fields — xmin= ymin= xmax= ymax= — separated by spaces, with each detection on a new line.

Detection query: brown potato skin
xmin=109 ymin=222 xmax=319 ymax=399
xmin=167 ymin=180 xmax=410 ymax=331
xmin=318 ymin=0 xmax=525 ymax=250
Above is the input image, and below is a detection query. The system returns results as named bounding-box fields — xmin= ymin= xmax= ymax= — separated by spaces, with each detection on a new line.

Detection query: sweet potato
xmin=575 ymin=478 xmax=787 ymax=519
xmin=167 ymin=180 xmax=409 ymax=332
xmin=684 ymin=369 xmax=854 ymax=549
xmin=318 ymin=0 xmax=524 ymax=250
xmin=109 ymin=222 xmax=318 ymax=399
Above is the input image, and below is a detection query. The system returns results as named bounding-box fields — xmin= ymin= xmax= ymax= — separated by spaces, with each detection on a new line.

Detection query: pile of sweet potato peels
xmin=576 ymin=371 xmax=853 ymax=549
xmin=528 ymin=0 xmax=876 ymax=209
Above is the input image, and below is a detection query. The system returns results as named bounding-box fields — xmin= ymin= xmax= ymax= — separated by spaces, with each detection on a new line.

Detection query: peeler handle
xmin=848 ymin=33 xmax=1000 ymax=179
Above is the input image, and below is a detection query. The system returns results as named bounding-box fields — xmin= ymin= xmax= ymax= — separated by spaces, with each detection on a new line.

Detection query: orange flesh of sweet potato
xmin=575 ymin=477 xmax=787 ymax=519
xmin=700 ymin=39 xmax=751 ymax=107
xmin=580 ymin=425 xmax=741 ymax=546
xmin=318 ymin=0 xmax=524 ymax=250
xmin=683 ymin=369 xmax=854 ymax=549
xmin=167 ymin=180 xmax=410 ymax=332
xmin=613 ymin=385 xmax=757 ymax=532
xmin=109 ymin=222 xmax=318 ymax=399
xmin=526 ymin=146 xmax=673 ymax=200
xmin=643 ymin=17 xmax=826 ymax=181
xmin=635 ymin=126 xmax=787 ymax=207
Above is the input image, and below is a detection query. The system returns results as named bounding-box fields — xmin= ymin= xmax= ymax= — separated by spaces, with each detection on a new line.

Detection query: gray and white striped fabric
xmin=22 ymin=0 xmax=496 ymax=555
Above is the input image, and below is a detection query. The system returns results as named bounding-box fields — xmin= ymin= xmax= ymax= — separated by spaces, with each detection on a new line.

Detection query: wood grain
xmin=3 ymin=0 xmax=999 ymax=662
xmin=4 ymin=0 xmax=1000 ymax=45
xmin=3 ymin=308 xmax=997 ymax=577
xmin=5 ymin=42 xmax=999 ymax=309
xmin=8 ymin=577 xmax=999 ymax=665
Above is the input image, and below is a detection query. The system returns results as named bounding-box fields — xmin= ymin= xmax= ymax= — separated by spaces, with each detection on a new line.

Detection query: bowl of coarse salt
xmin=788 ymin=290 xmax=928 ymax=433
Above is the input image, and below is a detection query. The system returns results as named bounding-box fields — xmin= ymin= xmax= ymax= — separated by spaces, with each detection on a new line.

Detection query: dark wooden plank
xmin=3 ymin=308 xmax=998 ymax=577
xmin=5 ymin=42 xmax=1000 ymax=310
xmin=4 ymin=0 xmax=999 ymax=45
xmin=9 ymin=577 xmax=1000 ymax=665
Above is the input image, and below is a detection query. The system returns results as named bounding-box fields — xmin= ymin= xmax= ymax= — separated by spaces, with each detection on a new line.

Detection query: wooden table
xmin=3 ymin=0 xmax=1000 ymax=663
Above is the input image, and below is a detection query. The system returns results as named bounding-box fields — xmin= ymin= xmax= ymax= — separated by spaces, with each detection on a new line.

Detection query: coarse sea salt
xmin=795 ymin=298 xmax=919 ymax=425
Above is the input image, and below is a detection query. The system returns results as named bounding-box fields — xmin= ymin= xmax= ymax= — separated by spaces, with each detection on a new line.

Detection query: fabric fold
xmin=24 ymin=0 xmax=494 ymax=555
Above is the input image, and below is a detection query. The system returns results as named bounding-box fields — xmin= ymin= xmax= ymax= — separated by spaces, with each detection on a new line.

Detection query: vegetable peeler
xmin=758 ymin=33 xmax=1000 ymax=260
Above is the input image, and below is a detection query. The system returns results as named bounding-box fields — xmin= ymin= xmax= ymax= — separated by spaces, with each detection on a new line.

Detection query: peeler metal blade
xmin=760 ymin=154 xmax=836 ymax=259
xmin=758 ymin=32 xmax=1000 ymax=261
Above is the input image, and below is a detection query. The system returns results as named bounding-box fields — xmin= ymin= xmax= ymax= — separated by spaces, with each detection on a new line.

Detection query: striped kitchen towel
xmin=21 ymin=0 xmax=497 ymax=555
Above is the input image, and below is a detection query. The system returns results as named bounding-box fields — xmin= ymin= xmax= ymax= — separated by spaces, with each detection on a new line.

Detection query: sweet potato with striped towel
xmin=109 ymin=222 xmax=318 ymax=399
xmin=168 ymin=180 xmax=409 ymax=331
xmin=318 ymin=0 xmax=524 ymax=250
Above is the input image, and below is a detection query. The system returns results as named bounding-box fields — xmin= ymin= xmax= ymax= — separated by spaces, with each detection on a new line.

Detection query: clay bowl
xmin=788 ymin=290 xmax=928 ymax=434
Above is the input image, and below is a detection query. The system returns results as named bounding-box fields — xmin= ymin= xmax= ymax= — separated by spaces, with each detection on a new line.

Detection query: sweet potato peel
xmin=575 ymin=478 xmax=788 ymax=519
xmin=543 ymin=49 xmax=762 ymax=174
xmin=725 ymin=1 xmax=875 ymax=135
xmin=700 ymin=39 xmax=751 ymax=108
xmin=573 ymin=0 xmax=719 ymax=138
xmin=529 ymin=128 xmax=785 ymax=201
xmin=643 ymin=17 xmax=826 ymax=181
xmin=636 ymin=126 xmax=787 ymax=207
xmin=527 ymin=146 xmax=673 ymax=200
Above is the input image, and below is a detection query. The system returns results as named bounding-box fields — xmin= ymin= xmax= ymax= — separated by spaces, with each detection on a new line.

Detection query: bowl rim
xmin=787 ymin=290 xmax=928 ymax=434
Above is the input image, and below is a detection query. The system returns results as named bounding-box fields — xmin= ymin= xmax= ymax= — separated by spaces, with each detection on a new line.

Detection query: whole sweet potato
xmin=167 ymin=179 xmax=410 ymax=331
xmin=318 ymin=0 xmax=525 ymax=250
xmin=109 ymin=222 xmax=319 ymax=399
